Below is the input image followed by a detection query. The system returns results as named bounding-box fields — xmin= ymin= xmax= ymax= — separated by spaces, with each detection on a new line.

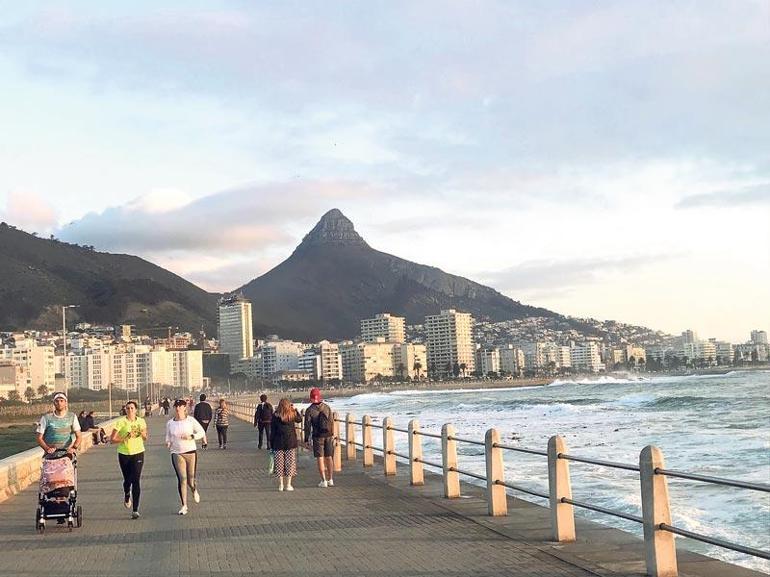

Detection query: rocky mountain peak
xmin=296 ymin=208 xmax=369 ymax=250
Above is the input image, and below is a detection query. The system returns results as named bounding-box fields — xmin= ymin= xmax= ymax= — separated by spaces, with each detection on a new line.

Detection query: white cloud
xmin=1 ymin=190 xmax=58 ymax=232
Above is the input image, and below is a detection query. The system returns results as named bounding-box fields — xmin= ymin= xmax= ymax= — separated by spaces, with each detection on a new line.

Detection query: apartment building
xmin=217 ymin=294 xmax=254 ymax=361
xmin=425 ymin=309 xmax=475 ymax=377
xmin=570 ymin=342 xmax=605 ymax=372
xmin=476 ymin=347 xmax=501 ymax=376
xmin=360 ymin=313 xmax=406 ymax=343
xmin=499 ymin=345 xmax=525 ymax=376
xmin=0 ymin=338 xmax=55 ymax=391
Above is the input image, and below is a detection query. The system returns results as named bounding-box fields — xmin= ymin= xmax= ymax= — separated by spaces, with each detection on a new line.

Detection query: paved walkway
xmin=0 ymin=417 xmax=598 ymax=577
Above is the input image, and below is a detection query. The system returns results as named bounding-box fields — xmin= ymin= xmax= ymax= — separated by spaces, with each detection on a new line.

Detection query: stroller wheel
xmin=76 ymin=506 xmax=83 ymax=528
xmin=34 ymin=507 xmax=41 ymax=530
xmin=36 ymin=521 xmax=45 ymax=534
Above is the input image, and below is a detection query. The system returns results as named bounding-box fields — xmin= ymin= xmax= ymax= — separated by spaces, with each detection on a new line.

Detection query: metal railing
xmin=330 ymin=412 xmax=770 ymax=577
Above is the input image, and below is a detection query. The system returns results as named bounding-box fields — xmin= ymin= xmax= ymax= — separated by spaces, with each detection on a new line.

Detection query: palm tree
xmin=459 ymin=363 xmax=467 ymax=378
xmin=24 ymin=386 xmax=35 ymax=402
xmin=397 ymin=363 xmax=406 ymax=380
xmin=413 ymin=360 xmax=422 ymax=380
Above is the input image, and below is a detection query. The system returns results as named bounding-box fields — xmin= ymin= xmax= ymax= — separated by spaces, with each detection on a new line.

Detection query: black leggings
xmin=216 ymin=426 xmax=228 ymax=447
xmin=118 ymin=452 xmax=144 ymax=512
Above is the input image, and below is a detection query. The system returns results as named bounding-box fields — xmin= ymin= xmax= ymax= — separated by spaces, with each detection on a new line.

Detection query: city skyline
xmin=1 ymin=2 xmax=769 ymax=342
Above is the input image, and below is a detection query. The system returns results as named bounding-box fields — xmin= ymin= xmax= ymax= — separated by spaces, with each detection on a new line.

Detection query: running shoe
xmin=318 ymin=480 xmax=328 ymax=488
xmin=131 ymin=511 xmax=140 ymax=519
xmin=178 ymin=506 xmax=188 ymax=515
xmin=286 ymin=485 xmax=294 ymax=491
xmin=124 ymin=495 xmax=132 ymax=509
xmin=193 ymin=489 xmax=201 ymax=503
xmin=278 ymin=485 xmax=284 ymax=492
xmin=327 ymin=479 xmax=334 ymax=487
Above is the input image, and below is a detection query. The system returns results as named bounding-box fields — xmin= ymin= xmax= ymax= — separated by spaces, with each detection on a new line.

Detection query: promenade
xmin=0 ymin=416 xmax=595 ymax=577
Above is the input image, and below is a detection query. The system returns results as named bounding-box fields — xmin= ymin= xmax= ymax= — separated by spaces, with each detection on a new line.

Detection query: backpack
xmin=315 ymin=405 xmax=333 ymax=436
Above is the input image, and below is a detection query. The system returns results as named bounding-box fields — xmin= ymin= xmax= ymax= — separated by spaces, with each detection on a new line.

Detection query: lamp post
xmin=61 ymin=304 xmax=79 ymax=394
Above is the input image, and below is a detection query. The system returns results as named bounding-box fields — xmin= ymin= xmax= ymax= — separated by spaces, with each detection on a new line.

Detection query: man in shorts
xmin=36 ymin=392 xmax=81 ymax=455
xmin=303 ymin=387 xmax=335 ymax=488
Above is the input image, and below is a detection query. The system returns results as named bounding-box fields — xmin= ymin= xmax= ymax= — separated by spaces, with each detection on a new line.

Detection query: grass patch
xmin=0 ymin=424 xmax=38 ymax=460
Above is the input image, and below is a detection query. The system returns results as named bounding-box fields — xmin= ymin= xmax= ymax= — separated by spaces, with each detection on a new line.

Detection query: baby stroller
xmin=36 ymin=449 xmax=82 ymax=533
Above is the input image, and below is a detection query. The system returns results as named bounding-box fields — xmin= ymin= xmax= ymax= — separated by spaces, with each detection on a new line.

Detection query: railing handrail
xmin=340 ymin=411 xmax=769 ymax=570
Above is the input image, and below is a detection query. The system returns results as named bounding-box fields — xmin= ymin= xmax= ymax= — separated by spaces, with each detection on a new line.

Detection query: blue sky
xmin=1 ymin=1 xmax=768 ymax=342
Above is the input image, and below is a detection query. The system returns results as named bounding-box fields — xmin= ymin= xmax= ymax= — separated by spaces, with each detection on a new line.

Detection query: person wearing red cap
xmin=303 ymin=387 xmax=335 ymax=487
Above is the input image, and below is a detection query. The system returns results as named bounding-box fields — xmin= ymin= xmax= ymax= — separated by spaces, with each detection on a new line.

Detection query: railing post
xmin=548 ymin=435 xmax=576 ymax=542
xmin=345 ymin=413 xmax=356 ymax=461
xmin=640 ymin=446 xmax=678 ymax=577
xmin=485 ymin=428 xmax=507 ymax=516
xmin=332 ymin=412 xmax=342 ymax=472
xmin=362 ymin=415 xmax=373 ymax=467
xmin=383 ymin=416 xmax=396 ymax=476
xmin=442 ymin=423 xmax=460 ymax=498
xmin=408 ymin=419 xmax=424 ymax=486
xmin=299 ymin=410 xmax=305 ymax=451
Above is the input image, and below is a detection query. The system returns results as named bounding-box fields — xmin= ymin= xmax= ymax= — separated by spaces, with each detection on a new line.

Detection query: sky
xmin=1 ymin=1 xmax=768 ymax=343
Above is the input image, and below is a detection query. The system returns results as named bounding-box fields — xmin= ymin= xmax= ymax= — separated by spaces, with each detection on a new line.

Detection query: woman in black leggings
xmin=110 ymin=401 xmax=148 ymax=519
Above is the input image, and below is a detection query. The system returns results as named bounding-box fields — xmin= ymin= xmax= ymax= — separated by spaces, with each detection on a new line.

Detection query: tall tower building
xmin=425 ymin=309 xmax=475 ymax=377
xmin=751 ymin=330 xmax=768 ymax=345
xmin=360 ymin=313 xmax=406 ymax=343
xmin=217 ymin=295 xmax=254 ymax=361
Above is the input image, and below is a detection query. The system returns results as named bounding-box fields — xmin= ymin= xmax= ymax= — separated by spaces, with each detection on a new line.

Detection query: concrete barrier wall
xmin=0 ymin=417 xmax=120 ymax=504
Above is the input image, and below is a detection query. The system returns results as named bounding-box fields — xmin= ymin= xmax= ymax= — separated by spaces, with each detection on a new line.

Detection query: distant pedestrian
xmin=271 ymin=398 xmax=301 ymax=491
xmin=303 ymin=387 xmax=335 ymax=488
xmin=110 ymin=401 xmax=147 ymax=519
xmin=165 ymin=399 xmax=206 ymax=515
xmin=161 ymin=397 xmax=170 ymax=416
xmin=77 ymin=410 xmax=87 ymax=431
xmin=193 ymin=394 xmax=213 ymax=449
xmin=144 ymin=396 xmax=152 ymax=418
xmin=253 ymin=394 xmax=273 ymax=449
xmin=214 ymin=399 xmax=230 ymax=449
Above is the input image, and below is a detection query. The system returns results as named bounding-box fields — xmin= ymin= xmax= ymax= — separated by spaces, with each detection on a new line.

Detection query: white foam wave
xmin=549 ymin=375 xmax=650 ymax=386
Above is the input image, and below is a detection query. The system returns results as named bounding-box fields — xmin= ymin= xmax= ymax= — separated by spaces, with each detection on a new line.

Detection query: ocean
xmin=328 ymin=370 xmax=770 ymax=572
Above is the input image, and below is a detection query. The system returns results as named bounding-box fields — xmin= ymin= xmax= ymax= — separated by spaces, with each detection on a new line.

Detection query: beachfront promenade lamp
xmin=61 ymin=304 xmax=80 ymax=393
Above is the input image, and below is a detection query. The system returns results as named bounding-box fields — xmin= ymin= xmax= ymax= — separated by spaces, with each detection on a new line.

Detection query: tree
xmin=627 ymin=356 xmax=636 ymax=370
xmin=24 ymin=386 xmax=36 ymax=402
xmin=452 ymin=362 xmax=461 ymax=378
xmin=37 ymin=384 xmax=49 ymax=397
xmin=397 ymin=363 xmax=406 ymax=380
xmin=459 ymin=363 xmax=467 ymax=377
xmin=638 ymin=358 xmax=646 ymax=372
xmin=8 ymin=390 xmax=21 ymax=402
xmin=413 ymin=361 xmax=422 ymax=380
xmin=428 ymin=362 xmax=437 ymax=380
xmin=751 ymin=349 xmax=759 ymax=363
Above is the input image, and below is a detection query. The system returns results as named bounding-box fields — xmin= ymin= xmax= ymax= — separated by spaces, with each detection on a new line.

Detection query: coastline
xmin=247 ymin=364 xmax=769 ymax=404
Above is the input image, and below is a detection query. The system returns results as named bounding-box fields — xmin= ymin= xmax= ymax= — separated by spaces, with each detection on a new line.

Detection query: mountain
xmin=0 ymin=223 xmax=218 ymax=332
xmin=237 ymin=209 xmax=558 ymax=341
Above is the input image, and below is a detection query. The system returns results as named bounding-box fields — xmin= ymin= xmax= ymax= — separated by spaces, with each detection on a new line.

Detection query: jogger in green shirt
xmin=110 ymin=401 xmax=147 ymax=519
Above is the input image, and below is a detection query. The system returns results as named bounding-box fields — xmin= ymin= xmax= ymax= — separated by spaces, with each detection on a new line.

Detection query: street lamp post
xmin=61 ymin=304 xmax=79 ymax=395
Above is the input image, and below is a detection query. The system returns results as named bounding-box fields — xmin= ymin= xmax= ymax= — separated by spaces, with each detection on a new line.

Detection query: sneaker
xmin=202 ymin=444 xmax=208 ymax=450
xmin=193 ymin=489 xmax=201 ymax=504
xmin=327 ymin=479 xmax=334 ymax=487
xmin=124 ymin=495 xmax=132 ymax=509
xmin=178 ymin=506 xmax=188 ymax=515
xmin=131 ymin=511 xmax=140 ymax=519
xmin=318 ymin=480 xmax=328 ymax=488
xmin=278 ymin=485 xmax=284 ymax=492
xmin=286 ymin=485 xmax=294 ymax=492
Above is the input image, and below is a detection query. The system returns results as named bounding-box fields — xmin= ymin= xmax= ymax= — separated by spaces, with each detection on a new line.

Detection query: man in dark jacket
xmin=193 ymin=393 xmax=213 ymax=449
xmin=303 ymin=387 xmax=335 ymax=488
xmin=253 ymin=394 xmax=273 ymax=449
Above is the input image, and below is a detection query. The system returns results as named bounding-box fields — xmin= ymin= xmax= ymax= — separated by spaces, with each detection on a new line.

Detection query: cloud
xmin=676 ymin=183 xmax=770 ymax=209
xmin=1 ymin=191 xmax=59 ymax=232
xmin=480 ymin=255 xmax=671 ymax=298
xmin=57 ymin=180 xmax=374 ymax=253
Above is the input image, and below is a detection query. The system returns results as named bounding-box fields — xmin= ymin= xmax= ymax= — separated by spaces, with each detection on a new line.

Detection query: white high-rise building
xmin=499 ymin=345 xmax=525 ymax=376
xmin=570 ymin=343 xmax=605 ymax=373
xmin=300 ymin=341 xmax=342 ymax=381
xmin=218 ymin=294 xmax=254 ymax=362
xmin=476 ymin=347 xmax=501 ymax=376
xmin=360 ymin=313 xmax=406 ymax=343
xmin=1 ymin=338 xmax=55 ymax=391
xmin=259 ymin=338 xmax=303 ymax=377
xmin=425 ymin=309 xmax=475 ymax=377
xmin=751 ymin=330 xmax=768 ymax=345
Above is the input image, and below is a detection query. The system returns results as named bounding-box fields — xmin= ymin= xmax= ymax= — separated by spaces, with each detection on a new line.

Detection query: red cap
xmin=309 ymin=387 xmax=322 ymax=403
